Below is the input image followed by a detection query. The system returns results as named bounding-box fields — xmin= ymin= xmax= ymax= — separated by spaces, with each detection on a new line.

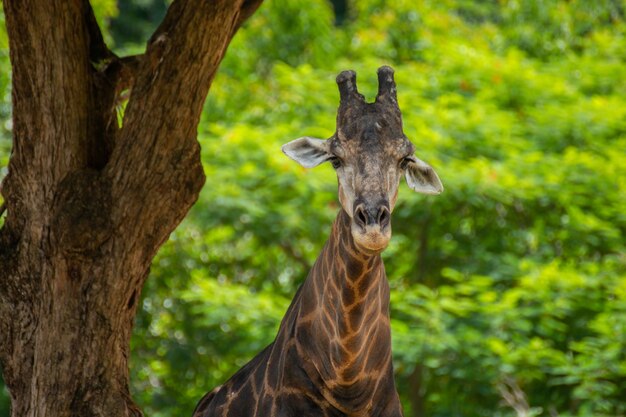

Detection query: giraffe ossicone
xmin=193 ymin=66 xmax=443 ymax=417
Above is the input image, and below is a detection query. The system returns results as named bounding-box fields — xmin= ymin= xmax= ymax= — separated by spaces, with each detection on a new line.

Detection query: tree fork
xmin=0 ymin=0 xmax=263 ymax=415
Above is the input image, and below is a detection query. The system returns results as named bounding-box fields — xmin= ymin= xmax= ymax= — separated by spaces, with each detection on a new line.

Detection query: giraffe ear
xmin=405 ymin=157 xmax=444 ymax=195
xmin=282 ymin=137 xmax=332 ymax=168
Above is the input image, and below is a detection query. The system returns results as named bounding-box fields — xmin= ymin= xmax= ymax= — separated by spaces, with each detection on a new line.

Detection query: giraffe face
xmin=282 ymin=67 xmax=443 ymax=255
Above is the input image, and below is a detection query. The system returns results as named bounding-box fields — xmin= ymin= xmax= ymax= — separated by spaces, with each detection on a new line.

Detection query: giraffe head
xmin=282 ymin=66 xmax=443 ymax=255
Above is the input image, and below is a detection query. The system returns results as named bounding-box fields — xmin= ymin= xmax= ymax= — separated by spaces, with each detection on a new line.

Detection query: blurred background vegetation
xmin=1 ymin=0 xmax=626 ymax=416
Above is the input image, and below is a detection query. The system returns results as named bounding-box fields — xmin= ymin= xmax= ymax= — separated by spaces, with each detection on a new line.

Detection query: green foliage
xmin=90 ymin=0 xmax=119 ymax=44
xmin=1 ymin=1 xmax=626 ymax=417
xmin=109 ymin=0 xmax=165 ymax=48
xmin=219 ymin=0 xmax=341 ymax=78
xmin=132 ymin=267 xmax=289 ymax=412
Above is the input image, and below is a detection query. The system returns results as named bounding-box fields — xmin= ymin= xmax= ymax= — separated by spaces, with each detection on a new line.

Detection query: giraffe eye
xmin=399 ymin=156 xmax=414 ymax=170
xmin=329 ymin=157 xmax=342 ymax=169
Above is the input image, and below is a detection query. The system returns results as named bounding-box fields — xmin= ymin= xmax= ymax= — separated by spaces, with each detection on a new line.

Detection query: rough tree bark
xmin=0 ymin=0 xmax=263 ymax=415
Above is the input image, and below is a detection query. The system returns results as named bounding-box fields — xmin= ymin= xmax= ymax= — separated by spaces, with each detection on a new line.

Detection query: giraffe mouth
xmin=351 ymin=224 xmax=391 ymax=255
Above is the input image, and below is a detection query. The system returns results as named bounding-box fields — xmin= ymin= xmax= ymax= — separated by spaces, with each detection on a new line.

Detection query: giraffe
xmin=192 ymin=66 xmax=443 ymax=417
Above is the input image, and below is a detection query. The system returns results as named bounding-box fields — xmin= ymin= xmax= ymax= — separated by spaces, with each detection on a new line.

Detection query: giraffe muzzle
xmin=351 ymin=202 xmax=392 ymax=254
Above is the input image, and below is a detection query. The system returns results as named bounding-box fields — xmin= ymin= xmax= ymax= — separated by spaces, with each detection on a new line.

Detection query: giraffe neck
xmin=294 ymin=209 xmax=393 ymax=410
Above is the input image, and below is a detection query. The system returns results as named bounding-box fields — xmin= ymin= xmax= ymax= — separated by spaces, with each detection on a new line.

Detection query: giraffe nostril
xmin=354 ymin=205 xmax=367 ymax=229
xmin=378 ymin=206 xmax=390 ymax=229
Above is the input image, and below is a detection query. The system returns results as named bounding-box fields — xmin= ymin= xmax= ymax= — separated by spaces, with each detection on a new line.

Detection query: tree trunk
xmin=408 ymin=364 xmax=426 ymax=417
xmin=0 ymin=1 xmax=262 ymax=415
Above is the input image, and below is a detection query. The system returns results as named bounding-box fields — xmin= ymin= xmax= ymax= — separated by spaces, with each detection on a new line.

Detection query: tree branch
xmin=2 ymin=0 xmax=112 ymax=231
xmin=236 ymin=0 xmax=265 ymax=31
xmin=104 ymin=0 xmax=264 ymax=268
xmin=498 ymin=375 xmax=532 ymax=417
xmin=83 ymin=0 xmax=115 ymax=64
